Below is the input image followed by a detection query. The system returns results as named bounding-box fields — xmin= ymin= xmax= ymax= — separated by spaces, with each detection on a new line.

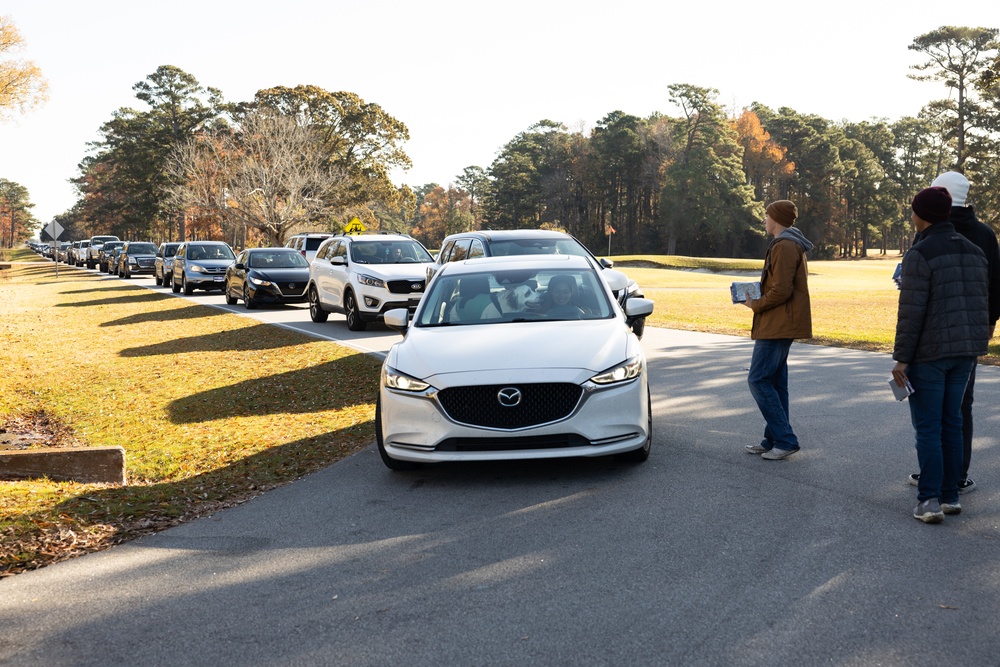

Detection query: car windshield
xmin=163 ymin=245 xmax=179 ymax=257
xmin=351 ymin=240 xmax=432 ymax=264
xmin=416 ymin=267 xmax=614 ymax=327
xmin=249 ymin=251 xmax=309 ymax=269
xmin=129 ymin=243 xmax=158 ymax=254
xmin=189 ymin=245 xmax=235 ymax=261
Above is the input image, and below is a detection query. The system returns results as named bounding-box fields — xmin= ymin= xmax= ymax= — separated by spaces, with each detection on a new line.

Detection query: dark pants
xmin=747 ymin=338 xmax=799 ymax=452
xmin=961 ymin=360 xmax=976 ymax=480
xmin=906 ymin=357 xmax=974 ymax=504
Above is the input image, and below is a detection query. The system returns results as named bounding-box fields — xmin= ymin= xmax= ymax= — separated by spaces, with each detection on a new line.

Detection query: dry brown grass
xmin=0 ymin=262 xmax=381 ymax=575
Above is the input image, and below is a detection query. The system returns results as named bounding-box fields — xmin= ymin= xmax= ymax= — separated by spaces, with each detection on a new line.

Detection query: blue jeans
xmin=748 ymin=339 xmax=799 ymax=451
xmin=906 ymin=357 xmax=974 ymax=504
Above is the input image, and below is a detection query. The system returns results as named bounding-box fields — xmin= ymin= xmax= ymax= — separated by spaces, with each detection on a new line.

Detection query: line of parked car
xmin=31 ymin=230 xmax=647 ymax=337
xmin=29 ymin=230 xmax=655 ymax=470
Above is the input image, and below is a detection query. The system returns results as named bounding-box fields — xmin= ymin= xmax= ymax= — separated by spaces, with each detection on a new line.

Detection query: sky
xmin=1 ymin=0 xmax=998 ymax=225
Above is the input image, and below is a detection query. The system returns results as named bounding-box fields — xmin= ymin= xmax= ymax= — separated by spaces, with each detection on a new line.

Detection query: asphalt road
xmin=2 ymin=265 xmax=999 ymax=666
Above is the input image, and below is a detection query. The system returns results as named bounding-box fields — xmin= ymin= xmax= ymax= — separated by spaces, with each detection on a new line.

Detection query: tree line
xmin=5 ymin=24 xmax=1000 ymax=259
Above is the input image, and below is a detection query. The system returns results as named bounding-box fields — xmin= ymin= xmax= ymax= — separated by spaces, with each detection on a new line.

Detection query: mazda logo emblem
xmin=497 ymin=387 xmax=522 ymax=407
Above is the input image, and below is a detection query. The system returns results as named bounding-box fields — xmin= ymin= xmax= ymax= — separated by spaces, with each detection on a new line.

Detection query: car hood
xmin=353 ymin=262 xmax=434 ymax=280
xmin=253 ymin=268 xmax=310 ymax=281
xmin=388 ymin=319 xmax=637 ymax=387
xmin=188 ymin=259 xmax=234 ymax=268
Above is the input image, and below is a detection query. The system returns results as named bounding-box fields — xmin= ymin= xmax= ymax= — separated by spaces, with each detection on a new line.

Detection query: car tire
xmin=616 ymin=389 xmax=652 ymax=463
xmin=344 ymin=290 xmax=367 ymax=331
xmin=243 ymin=284 xmax=256 ymax=310
xmin=224 ymin=282 xmax=237 ymax=305
xmin=155 ymin=273 xmax=163 ymax=286
xmin=309 ymin=286 xmax=329 ymax=323
xmin=87 ymin=260 xmax=94 ymax=270
xmin=171 ymin=275 xmax=180 ymax=293
xmin=182 ymin=274 xmax=193 ymax=295
xmin=376 ymin=396 xmax=420 ymax=471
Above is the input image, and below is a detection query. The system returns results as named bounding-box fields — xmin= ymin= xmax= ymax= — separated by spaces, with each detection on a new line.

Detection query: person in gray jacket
xmin=907 ymin=171 xmax=998 ymax=494
xmin=892 ymin=186 xmax=989 ymax=523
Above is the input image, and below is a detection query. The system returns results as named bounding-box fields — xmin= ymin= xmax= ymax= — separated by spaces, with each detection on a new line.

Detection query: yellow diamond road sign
xmin=343 ymin=217 xmax=366 ymax=234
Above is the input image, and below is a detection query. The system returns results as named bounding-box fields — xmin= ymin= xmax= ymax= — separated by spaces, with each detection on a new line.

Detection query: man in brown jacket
xmin=742 ymin=200 xmax=813 ymax=460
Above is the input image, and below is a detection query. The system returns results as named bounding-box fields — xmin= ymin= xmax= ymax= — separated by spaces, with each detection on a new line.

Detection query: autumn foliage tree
xmin=0 ymin=15 xmax=47 ymax=121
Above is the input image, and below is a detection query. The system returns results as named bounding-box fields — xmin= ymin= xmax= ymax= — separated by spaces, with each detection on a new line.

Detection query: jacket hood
xmin=776 ymin=226 xmax=813 ymax=253
xmin=948 ymin=205 xmax=977 ymax=230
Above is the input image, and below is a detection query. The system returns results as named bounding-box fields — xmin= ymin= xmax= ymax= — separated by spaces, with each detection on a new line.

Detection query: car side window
xmin=332 ymin=241 xmax=347 ymax=260
xmin=450 ymin=239 xmax=472 ymax=263
xmin=469 ymin=240 xmax=485 ymax=259
xmin=438 ymin=240 xmax=455 ymax=263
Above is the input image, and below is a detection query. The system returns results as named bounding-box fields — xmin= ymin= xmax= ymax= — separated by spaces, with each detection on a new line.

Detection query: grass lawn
xmin=2 ymin=249 xmax=997 ymax=576
xmin=1 ymin=261 xmax=382 ymax=575
xmin=617 ymin=253 xmax=1000 ymax=358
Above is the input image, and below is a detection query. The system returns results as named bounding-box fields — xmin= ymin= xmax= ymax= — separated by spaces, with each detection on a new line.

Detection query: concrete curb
xmin=0 ymin=446 xmax=126 ymax=484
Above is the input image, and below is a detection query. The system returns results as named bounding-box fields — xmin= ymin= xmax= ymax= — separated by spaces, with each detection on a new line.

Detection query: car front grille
xmin=435 ymin=433 xmax=592 ymax=451
xmin=387 ymin=279 xmax=424 ymax=295
xmin=199 ymin=266 xmax=227 ymax=275
xmin=137 ymin=258 xmax=155 ymax=268
xmin=437 ymin=382 xmax=582 ymax=429
xmin=276 ymin=282 xmax=307 ymax=296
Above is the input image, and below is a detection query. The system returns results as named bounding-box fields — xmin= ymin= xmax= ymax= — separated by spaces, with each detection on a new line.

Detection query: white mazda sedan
xmin=376 ymin=255 xmax=655 ymax=470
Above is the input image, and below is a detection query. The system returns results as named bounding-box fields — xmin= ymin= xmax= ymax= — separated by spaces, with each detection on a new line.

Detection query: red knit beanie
xmin=912 ymin=186 xmax=952 ymax=224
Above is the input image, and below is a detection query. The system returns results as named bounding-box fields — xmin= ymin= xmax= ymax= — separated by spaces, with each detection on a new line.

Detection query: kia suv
xmin=308 ymin=234 xmax=434 ymax=330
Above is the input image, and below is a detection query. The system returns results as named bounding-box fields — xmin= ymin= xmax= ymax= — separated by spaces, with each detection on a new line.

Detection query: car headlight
xmin=129 ymin=256 xmax=138 ymax=264
xmin=357 ymin=273 xmax=385 ymax=289
xmin=590 ymin=356 xmax=643 ymax=384
xmin=382 ymin=365 xmax=431 ymax=392
xmin=188 ymin=264 xmax=206 ymax=273
xmin=249 ymin=276 xmax=273 ymax=287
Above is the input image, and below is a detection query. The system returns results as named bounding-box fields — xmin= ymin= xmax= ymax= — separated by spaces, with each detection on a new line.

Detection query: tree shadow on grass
xmin=61 ymin=285 xmax=141 ymax=295
xmin=102 ymin=304 xmax=227 ymax=328
xmin=120 ymin=322 xmax=307 ymax=357
xmin=2 ymin=424 xmax=375 ymax=576
xmin=55 ymin=291 xmax=171 ymax=308
xmin=166 ymin=352 xmax=379 ymax=422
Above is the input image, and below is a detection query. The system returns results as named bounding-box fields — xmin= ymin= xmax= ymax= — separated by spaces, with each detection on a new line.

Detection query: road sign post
xmin=46 ymin=221 xmax=64 ymax=277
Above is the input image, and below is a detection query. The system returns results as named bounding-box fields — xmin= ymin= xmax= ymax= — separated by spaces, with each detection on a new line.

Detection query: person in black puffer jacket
xmin=906 ymin=171 xmax=999 ymax=495
xmin=892 ymin=186 xmax=989 ymax=523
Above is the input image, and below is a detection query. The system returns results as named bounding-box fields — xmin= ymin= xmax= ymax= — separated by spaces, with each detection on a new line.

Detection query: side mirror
xmin=330 ymin=256 xmax=347 ymax=266
xmin=234 ymin=263 xmax=245 ymax=270
xmin=624 ymin=297 xmax=654 ymax=319
xmin=384 ymin=308 xmax=409 ymax=335
xmin=600 ymin=257 xmax=614 ymax=269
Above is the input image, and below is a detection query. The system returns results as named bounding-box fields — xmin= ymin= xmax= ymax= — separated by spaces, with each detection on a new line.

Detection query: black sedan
xmin=224 ymin=247 xmax=310 ymax=309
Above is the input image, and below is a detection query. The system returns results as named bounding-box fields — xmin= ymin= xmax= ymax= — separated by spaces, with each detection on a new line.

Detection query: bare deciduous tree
xmin=167 ymin=111 xmax=345 ymax=246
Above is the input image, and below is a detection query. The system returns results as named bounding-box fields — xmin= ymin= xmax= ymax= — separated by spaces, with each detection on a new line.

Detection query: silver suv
xmin=170 ymin=241 xmax=236 ymax=295
xmin=154 ymin=242 xmax=182 ymax=286
xmin=308 ymin=234 xmax=434 ymax=330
